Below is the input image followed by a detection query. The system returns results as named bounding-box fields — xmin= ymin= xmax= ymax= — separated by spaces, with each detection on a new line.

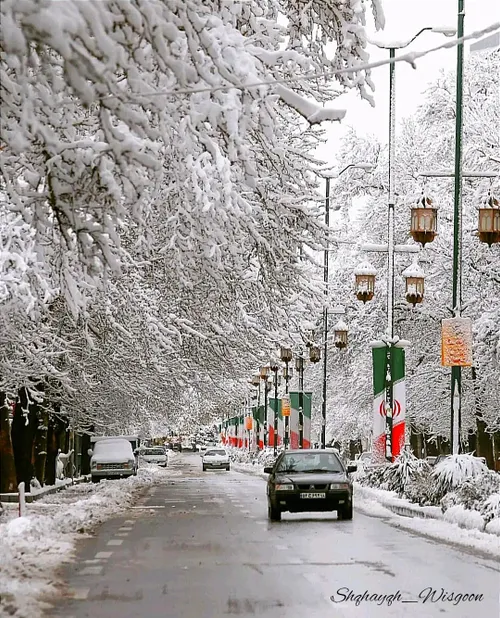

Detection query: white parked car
xmin=89 ymin=438 xmax=137 ymax=483
xmin=139 ymin=447 xmax=167 ymax=467
xmin=202 ymin=448 xmax=230 ymax=472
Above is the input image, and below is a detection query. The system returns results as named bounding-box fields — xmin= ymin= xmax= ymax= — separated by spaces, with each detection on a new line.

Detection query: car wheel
xmin=339 ymin=504 xmax=353 ymax=520
xmin=268 ymin=500 xmax=281 ymax=522
xmin=226 ymin=465 xmax=230 ymax=471
xmin=91 ymin=477 xmax=100 ymax=484
xmin=202 ymin=465 xmax=206 ymax=471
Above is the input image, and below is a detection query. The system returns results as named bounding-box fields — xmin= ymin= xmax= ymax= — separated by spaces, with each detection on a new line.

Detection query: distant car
xmin=264 ymin=449 xmax=356 ymax=522
xmin=89 ymin=438 xmax=137 ymax=483
xmin=139 ymin=447 xmax=167 ymax=467
xmin=202 ymin=448 xmax=230 ymax=471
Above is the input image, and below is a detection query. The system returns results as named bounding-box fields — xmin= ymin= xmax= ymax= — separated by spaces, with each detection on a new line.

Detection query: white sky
xmin=317 ymin=0 xmax=500 ymax=164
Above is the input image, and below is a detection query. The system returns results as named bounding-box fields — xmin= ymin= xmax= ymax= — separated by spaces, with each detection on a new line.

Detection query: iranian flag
xmin=372 ymin=343 xmax=406 ymax=463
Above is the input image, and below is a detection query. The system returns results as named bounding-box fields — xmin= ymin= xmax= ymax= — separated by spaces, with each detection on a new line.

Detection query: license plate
xmin=300 ymin=492 xmax=326 ymax=499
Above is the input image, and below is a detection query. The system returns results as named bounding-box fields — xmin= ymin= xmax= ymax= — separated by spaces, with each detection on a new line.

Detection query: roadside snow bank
xmin=0 ymin=465 xmax=173 ymax=618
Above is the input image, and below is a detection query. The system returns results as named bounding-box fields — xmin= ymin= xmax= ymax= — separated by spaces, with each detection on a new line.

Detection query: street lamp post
xmin=295 ymin=352 xmax=305 ymax=449
xmin=418 ymin=171 xmax=498 ymax=454
xmin=321 ymin=163 xmax=373 ymax=450
xmin=280 ymin=347 xmax=293 ymax=449
xmin=270 ymin=361 xmax=280 ymax=457
xmin=364 ymin=25 xmax=456 ymax=462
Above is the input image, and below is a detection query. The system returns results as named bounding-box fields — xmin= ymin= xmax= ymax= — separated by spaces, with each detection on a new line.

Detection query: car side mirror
xmin=347 ymin=465 xmax=357 ymax=473
xmin=87 ymin=449 xmax=93 ymax=456
xmin=263 ymin=466 xmax=273 ymax=474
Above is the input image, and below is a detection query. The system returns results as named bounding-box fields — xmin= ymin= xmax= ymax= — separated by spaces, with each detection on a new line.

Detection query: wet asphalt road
xmin=49 ymin=453 xmax=500 ymax=618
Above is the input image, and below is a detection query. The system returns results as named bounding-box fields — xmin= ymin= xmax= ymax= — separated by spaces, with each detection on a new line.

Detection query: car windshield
xmin=275 ymin=452 xmax=343 ymax=473
xmin=93 ymin=439 xmax=132 ymax=456
xmin=206 ymin=450 xmax=226 ymax=456
xmin=143 ymin=448 xmax=165 ymax=455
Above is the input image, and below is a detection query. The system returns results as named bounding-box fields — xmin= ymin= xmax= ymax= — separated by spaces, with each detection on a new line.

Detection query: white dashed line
xmin=95 ymin=551 xmax=113 ymax=559
xmin=107 ymin=539 xmax=123 ymax=546
xmin=124 ymin=520 xmax=135 ymax=525
xmin=70 ymin=587 xmax=90 ymax=600
xmin=255 ymin=521 xmax=267 ymax=525
xmin=274 ymin=544 xmax=289 ymax=550
xmin=79 ymin=566 xmax=104 ymax=576
xmin=83 ymin=559 xmax=102 ymax=564
xmin=118 ymin=527 xmax=133 ymax=531
xmin=116 ymin=532 xmax=129 ymax=537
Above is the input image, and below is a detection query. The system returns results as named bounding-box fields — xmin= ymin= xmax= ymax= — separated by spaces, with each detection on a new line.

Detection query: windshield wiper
xmin=277 ymin=469 xmax=299 ymax=474
xmin=304 ymin=469 xmax=341 ymax=474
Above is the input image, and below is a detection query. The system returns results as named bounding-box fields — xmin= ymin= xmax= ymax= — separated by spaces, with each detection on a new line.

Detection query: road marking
xmin=70 ymin=588 xmax=90 ymax=600
xmin=124 ymin=520 xmax=135 ymax=525
xmin=255 ymin=521 xmax=267 ymax=525
xmin=79 ymin=566 xmax=103 ymax=576
xmin=95 ymin=552 xmax=113 ymax=559
xmin=130 ymin=506 xmax=165 ymax=509
xmin=116 ymin=532 xmax=129 ymax=537
xmin=83 ymin=559 xmax=102 ymax=564
xmin=119 ymin=527 xmax=133 ymax=532
xmin=164 ymin=499 xmax=186 ymax=503
xmin=275 ymin=544 xmax=289 ymax=550
xmin=107 ymin=539 xmax=123 ymax=546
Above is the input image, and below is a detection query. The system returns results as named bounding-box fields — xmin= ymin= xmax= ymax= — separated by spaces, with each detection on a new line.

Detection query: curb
xmin=0 ymin=476 xmax=91 ymax=504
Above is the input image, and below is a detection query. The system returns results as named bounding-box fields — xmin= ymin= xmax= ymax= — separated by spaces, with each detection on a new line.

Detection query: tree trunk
xmin=45 ymin=412 xmax=59 ymax=486
xmin=0 ymin=392 xmax=17 ymax=493
xmin=33 ymin=405 xmax=49 ymax=486
xmin=81 ymin=429 xmax=93 ymax=475
xmin=11 ymin=387 xmax=38 ymax=491
xmin=470 ymin=366 xmax=494 ymax=468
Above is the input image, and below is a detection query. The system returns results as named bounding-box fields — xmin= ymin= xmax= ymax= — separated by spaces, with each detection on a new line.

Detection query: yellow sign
xmin=441 ymin=318 xmax=473 ymax=367
xmin=282 ymin=396 xmax=291 ymax=417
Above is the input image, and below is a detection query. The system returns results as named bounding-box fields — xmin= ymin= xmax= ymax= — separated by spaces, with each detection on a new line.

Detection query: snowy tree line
xmin=0 ymin=0 xmax=387 ymax=490
xmin=305 ymin=50 xmax=499 ymax=466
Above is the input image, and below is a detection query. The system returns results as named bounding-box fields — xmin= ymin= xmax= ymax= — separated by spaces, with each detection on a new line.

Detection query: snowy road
xmin=49 ymin=453 xmax=500 ymax=618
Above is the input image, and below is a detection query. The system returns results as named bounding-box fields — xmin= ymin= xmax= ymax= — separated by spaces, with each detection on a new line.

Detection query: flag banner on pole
xmin=289 ymin=393 xmax=312 ymax=448
xmin=372 ymin=346 xmax=387 ymax=464
xmin=391 ymin=346 xmax=406 ymax=459
xmin=268 ymin=398 xmax=282 ymax=447
xmin=372 ymin=345 xmax=406 ymax=463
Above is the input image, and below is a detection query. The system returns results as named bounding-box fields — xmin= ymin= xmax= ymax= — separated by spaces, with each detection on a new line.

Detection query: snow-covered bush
xmin=356 ymin=464 xmax=389 ymax=490
xmin=441 ymin=470 xmax=500 ymax=514
xmin=382 ymin=449 xmax=432 ymax=497
xmin=431 ymin=454 xmax=489 ymax=503
xmin=481 ymin=493 xmax=500 ymax=525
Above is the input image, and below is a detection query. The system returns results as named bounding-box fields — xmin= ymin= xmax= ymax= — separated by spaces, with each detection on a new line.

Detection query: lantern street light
xmin=269 ymin=360 xmax=280 ymax=457
xmin=417 ymin=171 xmax=498 ymax=454
xmin=333 ymin=320 xmax=349 ymax=349
xmin=478 ymin=194 xmax=500 ymax=247
xmin=358 ymin=25 xmax=455 ymax=463
xmin=295 ymin=353 xmax=306 ymax=449
xmin=354 ymin=261 xmax=377 ymax=303
xmin=402 ymin=262 xmax=426 ymax=306
xmin=410 ymin=196 xmax=439 ymax=246
xmin=280 ymin=346 xmax=293 ymax=449
xmin=318 ymin=164 xmax=373 ymax=451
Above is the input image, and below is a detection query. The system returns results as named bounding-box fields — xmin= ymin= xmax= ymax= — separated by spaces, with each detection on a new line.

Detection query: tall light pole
xmin=280 ymin=346 xmax=293 ymax=449
xmin=321 ymin=163 xmax=373 ymax=449
xmin=365 ymin=25 xmax=456 ymax=462
xmin=269 ymin=361 xmax=280 ymax=457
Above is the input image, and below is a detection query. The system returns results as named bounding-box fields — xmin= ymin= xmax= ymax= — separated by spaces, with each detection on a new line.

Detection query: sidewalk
xmin=0 ymin=476 xmax=91 ymax=504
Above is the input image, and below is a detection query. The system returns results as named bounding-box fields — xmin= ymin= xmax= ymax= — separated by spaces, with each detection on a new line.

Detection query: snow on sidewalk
xmin=0 ymin=464 xmax=179 ymax=618
xmin=355 ymin=484 xmax=500 ymax=558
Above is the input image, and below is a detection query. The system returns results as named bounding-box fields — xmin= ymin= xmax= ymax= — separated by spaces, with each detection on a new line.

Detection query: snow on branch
xmin=275 ymin=85 xmax=346 ymax=125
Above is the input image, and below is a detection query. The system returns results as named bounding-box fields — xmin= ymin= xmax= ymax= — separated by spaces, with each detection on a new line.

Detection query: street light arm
xmin=369 ymin=26 xmax=456 ymax=50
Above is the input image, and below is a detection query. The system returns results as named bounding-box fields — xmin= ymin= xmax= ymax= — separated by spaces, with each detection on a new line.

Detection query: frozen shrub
xmin=357 ymin=464 xmax=388 ymax=489
xmin=430 ymin=454 xmax=488 ymax=503
xmin=481 ymin=493 xmax=500 ymax=524
xmin=404 ymin=475 xmax=435 ymax=506
xmin=441 ymin=470 xmax=500 ymax=514
xmin=383 ymin=450 xmax=432 ymax=497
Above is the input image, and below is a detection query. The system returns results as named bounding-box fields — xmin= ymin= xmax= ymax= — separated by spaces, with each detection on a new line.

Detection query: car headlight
xmin=275 ymin=483 xmax=294 ymax=491
xmin=91 ymin=461 xmax=97 ymax=469
xmin=330 ymin=482 xmax=350 ymax=490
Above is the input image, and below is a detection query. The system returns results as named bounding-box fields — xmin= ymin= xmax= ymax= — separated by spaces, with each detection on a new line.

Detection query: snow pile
xmin=356 ymin=453 xmax=500 ymax=536
xmin=431 ymin=454 xmax=489 ymax=502
xmin=0 ymin=465 xmax=172 ymax=618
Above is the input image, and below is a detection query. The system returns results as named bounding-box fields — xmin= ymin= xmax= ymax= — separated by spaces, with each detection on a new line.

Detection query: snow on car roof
xmin=93 ymin=438 xmax=133 ymax=453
